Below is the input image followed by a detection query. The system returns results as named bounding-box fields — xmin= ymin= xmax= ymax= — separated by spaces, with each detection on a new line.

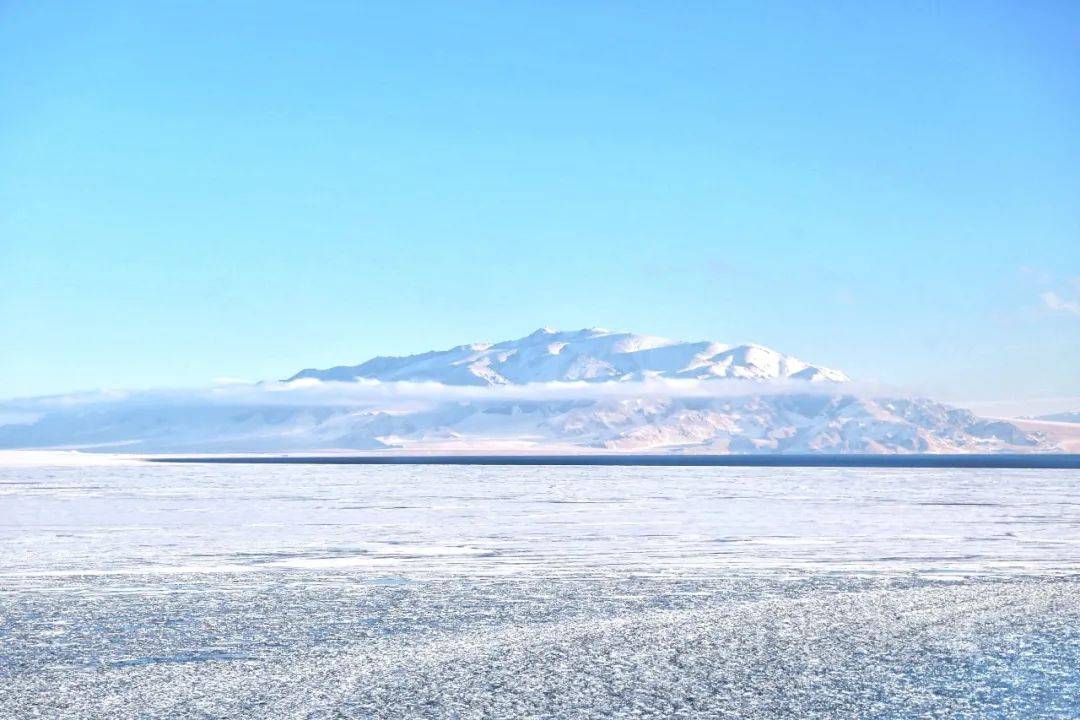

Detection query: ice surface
xmin=3 ymin=464 xmax=1078 ymax=578
xmin=2 ymin=462 xmax=1079 ymax=717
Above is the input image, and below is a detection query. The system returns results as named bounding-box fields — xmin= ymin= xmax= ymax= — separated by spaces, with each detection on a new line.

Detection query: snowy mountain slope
xmin=532 ymin=395 xmax=1040 ymax=453
xmin=0 ymin=328 xmax=1050 ymax=454
xmin=288 ymin=328 xmax=851 ymax=385
xmin=0 ymin=394 xmax=1045 ymax=455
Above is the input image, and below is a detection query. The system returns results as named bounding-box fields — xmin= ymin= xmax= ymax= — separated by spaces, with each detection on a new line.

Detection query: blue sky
xmin=1 ymin=1 xmax=1077 ymax=410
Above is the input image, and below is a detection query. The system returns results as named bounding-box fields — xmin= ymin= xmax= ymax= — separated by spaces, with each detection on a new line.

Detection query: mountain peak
xmin=287 ymin=328 xmax=851 ymax=386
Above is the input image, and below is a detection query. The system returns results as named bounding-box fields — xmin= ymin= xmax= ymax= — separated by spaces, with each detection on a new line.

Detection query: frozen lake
xmin=2 ymin=461 xmax=1080 ymax=717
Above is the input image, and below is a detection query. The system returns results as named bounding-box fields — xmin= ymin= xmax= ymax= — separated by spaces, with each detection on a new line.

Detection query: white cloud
xmin=1041 ymin=291 xmax=1080 ymax=316
xmin=1 ymin=376 xmax=897 ymax=419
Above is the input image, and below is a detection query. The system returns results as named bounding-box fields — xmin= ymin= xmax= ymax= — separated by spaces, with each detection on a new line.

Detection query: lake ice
xmin=2 ymin=462 xmax=1079 ymax=717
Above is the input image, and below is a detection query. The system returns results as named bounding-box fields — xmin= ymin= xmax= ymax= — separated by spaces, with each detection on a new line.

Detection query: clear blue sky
xmin=2 ymin=1 xmax=1077 ymax=408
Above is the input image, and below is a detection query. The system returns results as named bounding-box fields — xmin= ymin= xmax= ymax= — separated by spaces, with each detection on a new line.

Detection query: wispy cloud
xmin=1 ymin=377 xmax=899 ymax=421
xmin=1019 ymin=265 xmax=1053 ymax=286
xmin=1041 ymin=291 xmax=1080 ymax=316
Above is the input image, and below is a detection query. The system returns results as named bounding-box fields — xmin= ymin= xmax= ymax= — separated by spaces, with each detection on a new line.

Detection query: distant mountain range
xmin=0 ymin=328 xmax=1053 ymax=454
xmin=1030 ymin=411 xmax=1080 ymax=424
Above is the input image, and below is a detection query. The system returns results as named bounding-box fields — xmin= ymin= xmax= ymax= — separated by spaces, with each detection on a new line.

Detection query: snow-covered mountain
xmin=288 ymin=328 xmax=851 ymax=385
xmin=0 ymin=328 xmax=1050 ymax=454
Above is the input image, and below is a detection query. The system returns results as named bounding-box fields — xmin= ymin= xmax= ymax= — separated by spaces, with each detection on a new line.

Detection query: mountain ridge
xmin=1031 ymin=411 xmax=1080 ymax=424
xmin=287 ymin=328 xmax=851 ymax=386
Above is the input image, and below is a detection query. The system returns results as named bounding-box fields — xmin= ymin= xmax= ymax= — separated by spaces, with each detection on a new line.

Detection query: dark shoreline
xmin=147 ymin=453 xmax=1080 ymax=469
